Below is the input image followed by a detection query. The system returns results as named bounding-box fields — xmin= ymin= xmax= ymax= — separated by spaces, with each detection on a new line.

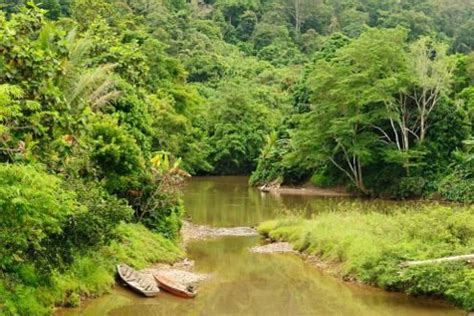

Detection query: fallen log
xmin=401 ymin=254 xmax=474 ymax=268
xmin=259 ymin=184 xmax=271 ymax=192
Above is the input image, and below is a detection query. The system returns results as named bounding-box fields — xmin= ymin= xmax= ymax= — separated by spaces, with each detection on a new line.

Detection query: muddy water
xmin=61 ymin=176 xmax=463 ymax=316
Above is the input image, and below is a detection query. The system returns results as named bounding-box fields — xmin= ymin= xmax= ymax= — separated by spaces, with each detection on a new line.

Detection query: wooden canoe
xmin=154 ymin=273 xmax=196 ymax=298
xmin=117 ymin=264 xmax=160 ymax=297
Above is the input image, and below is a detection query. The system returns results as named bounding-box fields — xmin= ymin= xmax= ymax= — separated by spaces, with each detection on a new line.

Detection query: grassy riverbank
xmin=0 ymin=223 xmax=183 ymax=315
xmin=258 ymin=204 xmax=474 ymax=311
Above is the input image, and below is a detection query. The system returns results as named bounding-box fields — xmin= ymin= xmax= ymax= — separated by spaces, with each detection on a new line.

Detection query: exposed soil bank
xmin=181 ymin=221 xmax=258 ymax=243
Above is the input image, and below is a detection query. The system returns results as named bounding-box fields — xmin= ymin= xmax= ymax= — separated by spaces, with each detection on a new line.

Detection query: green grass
xmin=258 ymin=204 xmax=474 ymax=311
xmin=0 ymin=223 xmax=183 ymax=315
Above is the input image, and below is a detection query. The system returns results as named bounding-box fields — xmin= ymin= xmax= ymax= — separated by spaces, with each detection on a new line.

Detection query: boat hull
xmin=117 ymin=264 xmax=160 ymax=297
xmin=154 ymin=274 xmax=196 ymax=298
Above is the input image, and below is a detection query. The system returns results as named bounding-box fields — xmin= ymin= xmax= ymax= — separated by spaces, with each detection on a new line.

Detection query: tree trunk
xmin=420 ymin=112 xmax=426 ymax=142
xmin=294 ymin=0 xmax=301 ymax=34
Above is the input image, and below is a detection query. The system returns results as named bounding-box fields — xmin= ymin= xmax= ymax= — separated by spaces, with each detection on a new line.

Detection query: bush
xmin=438 ymin=169 xmax=474 ymax=202
xmin=62 ymin=179 xmax=133 ymax=249
xmin=40 ymin=179 xmax=134 ymax=267
xmin=0 ymin=163 xmax=183 ymax=314
xmin=139 ymin=183 xmax=184 ymax=240
xmin=437 ymin=145 xmax=473 ymax=202
xmin=309 ymin=168 xmax=339 ymax=187
xmin=0 ymin=164 xmax=79 ymax=271
xmin=106 ymin=223 xmax=184 ymax=268
xmin=392 ymin=176 xmax=427 ymax=199
xmin=249 ymin=133 xmax=285 ymax=185
xmin=87 ymin=117 xmax=146 ymax=195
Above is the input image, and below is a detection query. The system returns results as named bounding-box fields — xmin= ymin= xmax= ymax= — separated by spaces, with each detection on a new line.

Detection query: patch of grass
xmin=258 ymin=204 xmax=474 ymax=311
xmin=106 ymin=222 xmax=184 ymax=269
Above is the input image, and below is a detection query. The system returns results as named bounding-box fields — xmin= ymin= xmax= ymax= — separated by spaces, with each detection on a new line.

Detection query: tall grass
xmin=258 ymin=204 xmax=474 ymax=310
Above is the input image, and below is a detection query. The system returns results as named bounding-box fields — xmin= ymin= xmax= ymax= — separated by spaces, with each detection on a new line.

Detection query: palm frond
xmin=67 ymin=64 xmax=118 ymax=111
xmin=91 ymin=90 xmax=122 ymax=110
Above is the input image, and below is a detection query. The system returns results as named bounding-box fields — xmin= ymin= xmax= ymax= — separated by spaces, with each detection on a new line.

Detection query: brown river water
xmin=59 ymin=176 xmax=464 ymax=316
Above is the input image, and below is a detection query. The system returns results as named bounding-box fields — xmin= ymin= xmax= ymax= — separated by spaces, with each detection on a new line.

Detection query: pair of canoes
xmin=117 ymin=264 xmax=196 ymax=298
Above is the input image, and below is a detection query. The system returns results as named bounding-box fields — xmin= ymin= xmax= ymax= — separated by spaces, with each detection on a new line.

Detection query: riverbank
xmin=47 ymin=221 xmax=256 ymax=314
xmin=1 ymin=223 xmax=183 ymax=315
xmin=49 ymin=221 xmax=255 ymax=314
xmin=257 ymin=204 xmax=474 ymax=311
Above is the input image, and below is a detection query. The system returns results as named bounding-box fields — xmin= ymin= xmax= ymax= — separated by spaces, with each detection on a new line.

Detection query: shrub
xmin=40 ymin=179 xmax=134 ymax=268
xmin=87 ymin=117 xmax=146 ymax=195
xmin=106 ymin=223 xmax=184 ymax=268
xmin=0 ymin=164 xmax=79 ymax=271
xmin=139 ymin=184 xmax=184 ymax=240
xmin=437 ymin=144 xmax=473 ymax=203
xmin=392 ymin=176 xmax=427 ymax=199
xmin=61 ymin=179 xmax=134 ymax=250
xmin=438 ymin=169 xmax=474 ymax=202
xmin=1 ymin=222 xmax=183 ymax=314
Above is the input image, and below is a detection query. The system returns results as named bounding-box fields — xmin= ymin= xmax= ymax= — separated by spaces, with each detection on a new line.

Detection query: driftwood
xmin=259 ymin=180 xmax=281 ymax=193
xmin=401 ymin=254 xmax=474 ymax=268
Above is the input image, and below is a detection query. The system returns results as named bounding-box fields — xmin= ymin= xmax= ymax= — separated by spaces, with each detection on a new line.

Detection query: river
xmin=60 ymin=176 xmax=463 ymax=316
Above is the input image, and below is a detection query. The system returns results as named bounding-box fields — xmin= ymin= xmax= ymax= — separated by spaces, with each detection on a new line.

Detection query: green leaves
xmin=207 ymin=80 xmax=277 ymax=174
xmin=0 ymin=164 xmax=78 ymax=269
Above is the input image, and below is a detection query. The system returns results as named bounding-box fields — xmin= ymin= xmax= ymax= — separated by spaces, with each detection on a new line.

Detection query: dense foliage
xmin=259 ymin=204 xmax=474 ymax=310
xmin=0 ymin=0 xmax=472 ymax=314
xmin=2 ymin=0 xmax=470 ymax=194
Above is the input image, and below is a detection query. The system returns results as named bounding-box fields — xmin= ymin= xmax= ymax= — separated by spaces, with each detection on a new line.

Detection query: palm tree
xmin=59 ymin=29 xmax=121 ymax=113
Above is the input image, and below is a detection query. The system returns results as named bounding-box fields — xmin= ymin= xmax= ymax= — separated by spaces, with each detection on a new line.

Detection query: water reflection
xmin=182 ymin=176 xmax=427 ymax=227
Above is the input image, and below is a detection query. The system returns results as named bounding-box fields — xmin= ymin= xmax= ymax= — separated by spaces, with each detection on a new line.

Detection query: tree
xmin=236 ymin=10 xmax=257 ymax=40
xmin=409 ymin=37 xmax=456 ymax=142
xmin=0 ymin=85 xmax=26 ymax=160
xmin=291 ymin=27 xmax=405 ymax=194
xmin=215 ymin=0 xmax=258 ymax=26
xmin=37 ymin=0 xmax=61 ymax=19
xmin=71 ymin=0 xmax=113 ymax=29
xmin=285 ymin=0 xmax=320 ymax=34
xmin=207 ymin=81 xmax=276 ymax=174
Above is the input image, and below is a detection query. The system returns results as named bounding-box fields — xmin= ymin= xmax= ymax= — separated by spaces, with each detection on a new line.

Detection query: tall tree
xmin=285 ymin=0 xmax=320 ymax=33
xmin=409 ymin=38 xmax=456 ymax=142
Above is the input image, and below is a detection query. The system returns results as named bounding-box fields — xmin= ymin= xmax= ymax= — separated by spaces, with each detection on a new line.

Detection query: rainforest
xmin=0 ymin=0 xmax=472 ymax=315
